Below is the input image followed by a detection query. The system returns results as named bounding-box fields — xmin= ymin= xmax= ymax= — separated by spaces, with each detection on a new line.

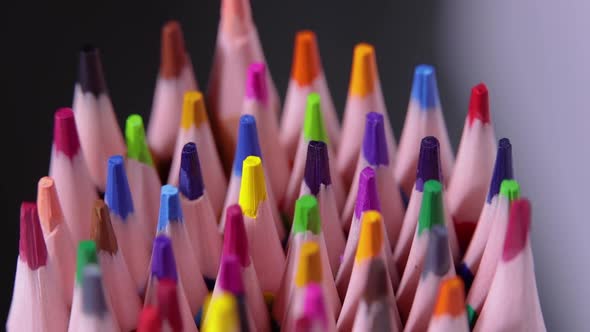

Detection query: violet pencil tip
xmin=362 ymin=112 xmax=389 ymax=166
xmin=179 ymin=142 xmax=205 ymax=200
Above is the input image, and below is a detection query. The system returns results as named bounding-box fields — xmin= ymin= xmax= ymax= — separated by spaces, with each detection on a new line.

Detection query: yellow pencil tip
xmin=239 ymin=156 xmax=267 ymax=218
xmin=295 ymin=241 xmax=322 ymax=287
xmin=355 ymin=210 xmax=383 ymax=263
xmin=349 ymin=43 xmax=377 ymax=97
xmin=182 ymin=91 xmax=208 ymax=129
xmin=202 ymin=293 xmax=239 ymax=332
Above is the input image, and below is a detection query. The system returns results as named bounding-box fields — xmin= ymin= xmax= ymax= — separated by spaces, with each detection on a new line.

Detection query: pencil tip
xmin=181 ymin=91 xmax=209 ymax=129
xmin=411 ymin=64 xmax=440 ymax=109
xmin=179 ymin=142 xmax=205 ymax=200
xmin=503 ymin=198 xmax=531 ymax=261
xmin=151 ymin=235 xmax=178 ymax=281
xmin=82 ymin=264 xmax=108 ymax=317
xmin=138 ymin=306 xmax=162 ymax=332
xmin=297 ymin=283 xmax=327 ymax=330
xmin=364 ymin=259 xmax=388 ymax=303
xmin=304 ymin=93 xmax=329 ymax=143
xmin=468 ymin=83 xmax=491 ymax=125
xmin=221 ymin=0 xmax=251 ymax=22
xmin=76 ymin=240 xmax=98 ymax=283
xmin=91 ymin=200 xmax=118 ymax=254
xmin=53 ymin=108 xmax=81 ymax=158
xmin=37 ymin=177 xmax=64 ymax=233
xmin=233 ymin=115 xmax=261 ymax=176
xmin=160 ymin=20 xmax=187 ymax=79
xmin=423 ymin=225 xmax=451 ymax=277
xmin=363 ymin=112 xmax=389 ymax=166
xmin=78 ymin=45 xmax=107 ymax=96
xmin=293 ymin=195 xmax=321 ymax=235
xmin=218 ymin=255 xmax=244 ymax=295
xmin=369 ymin=302 xmax=393 ymax=332
xmin=291 ymin=30 xmax=321 ymax=86
xmin=105 ymin=155 xmax=134 ymax=220
xmin=416 ymin=136 xmax=442 ymax=191
xmin=499 ymin=179 xmax=520 ymax=201
xmin=355 ymin=210 xmax=383 ymax=262
xmin=246 ymin=63 xmax=268 ymax=103
xmin=158 ymin=185 xmax=183 ymax=231
xmin=349 ymin=43 xmax=377 ymax=97
xmin=223 ymin=205 xmax=251 ymax=267
xmin=487 ymin=138 xmax=513 ymax=202
xmin=304 ymin=141 xmax=332 ymax=195
xmin=239 ymin=156 xmax=267 ymax=218
xmin=19 ymin=202 xmax=47 ymax=270
xmin=355 ymin=167 xmax=381 ymax=219
xmin=433 ymin=276 xmax=466 ymax=317
xmin=418 ymin=180 xmax=445 ymax=235
xmin=157 ymin=279 xmax=183 ymax=331
xmin=457 ymin=263 xmax=474 ymax=291
xmin=203 ymin=293 xmax=239 ymax=332
xmin=295 ymin=241 xmax=322 ymax=287
xmin=125 ymin=114 xmax=153 ymax=166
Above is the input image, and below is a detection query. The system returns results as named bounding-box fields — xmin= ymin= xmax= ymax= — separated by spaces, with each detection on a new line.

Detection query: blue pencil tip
xmin=362 ymin=112 xmax=389 ymax=166
xmin=232 ymin=115 xmax=262 ymax=176
xmin=158 ymin=185 xmax=183 ymax=231
xmin=105 ymin=155 xmax=134 ymax=220
xmin=151 ymin=235 xmax=178 ymax=281
xmin=487 ymin=138 xmax=513 ymax=202
xmin=457 ymin=262 xmax=474 ymax=291
xmin=179 ymin=142 xmax=205 ymax=200
xmin=411 ymin=64 xmax=441 ymax=109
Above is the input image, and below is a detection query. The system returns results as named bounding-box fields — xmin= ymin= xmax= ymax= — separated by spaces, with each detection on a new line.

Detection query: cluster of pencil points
xmin=7 ymin=0 xmax=546 ymax=331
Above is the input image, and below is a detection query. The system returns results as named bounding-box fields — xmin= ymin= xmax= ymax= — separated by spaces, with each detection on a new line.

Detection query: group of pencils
xmin=7 ymin=0 xmax=546 ymax=331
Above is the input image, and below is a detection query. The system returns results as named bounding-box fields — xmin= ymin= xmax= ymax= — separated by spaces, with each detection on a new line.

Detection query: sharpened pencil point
xmin=468 ymin=83 xmax=491 ymax=125
xmin=304 ymin=93 xmax=329 ymax=143
xmin=19 ymin=202 xmax=47 ymax=270
xmin=219 ymin=255 xmax=244 ymax=295
xmin=291 ymin=30 xmax=321 ymax=86
xmin=181 ymin=91 xmax=208 ymax=129
xmin=151 ymin=235 xmax=178 ymax=281
xmin=179 ymin=142 xmax=205 ymax=200
xmin=91 ymin=200 xmax=118 ymax=255
xmin=37 ymin=177 xmax=64 ymax=234
xmin=293 ymin=195 xmax=321 ymax=235
xmin=364 ymin=259 xmax=387 ymax=303
xmin=355 ymin=167 xmax=381 ymax=219
xmin=223 ymin=205 xmax=251 ymax=267
xmin=350 ymin=43 xmax=377 ymax=97
xmin=239 ymin=156 xmax=267 ymax=218
xmin=423 ymin=225 xmax=451 ymax=277
xmin=299 ymin=283 xmax=327 ymax=329
xmin=246 ymin=63 xmax=268 ymax=103
xmin=487 ymin=138 xmax=513 ymax=203
xmin=160 ymin=21 xmax=187 ymax=79
xmin=416 ymin=136 xmax=442 ymax=191
xmin=78 ymin=45 xmax=107 ymax=96
xmin=76 ymin=240 xmax=98 ymax=283
xmin=158 ymin=185 xmax=183 ymax=231
xmin=157 ymin=279 xmax=183 ymax=331
xmin=457 ymin=263 xmax=474 ymax=291
xmin=126 ymin=114 xmax=154 ymax=166
xmin=304 ymin=141 xmax=332 ymax=195
xmin=203 ymin=293 xmax=239 ymax=332
xmin=411 ymin=64 xmax=440 ymax=109
xmin=295 ymin=242 xmax=322 ymax=287
xmin=433 ymin=277 xmax=466 ymax=317
xmin=54 ymin=108 xmax=81 ymax=158
xmin=233 ymin=115 xmax=262 ymax=176
xmin=499 ymin=179 xmax=520 ymax=201
xmin=138 ymin=306 xmax=162 ymax=332
xmin=105 ymin=155 xmax=134 ymax=220
xmin=418 ymin=180 xmax=445 ymax=235
xmin=355 ymin=210 xmax=383 ymax=262
xmin=363 ymin=112 xmax=389 ymax=166
xmin=82 ymin=264 xmax=108 ymax=317
xmin=503 ymin=199 xmax=531 ymax=261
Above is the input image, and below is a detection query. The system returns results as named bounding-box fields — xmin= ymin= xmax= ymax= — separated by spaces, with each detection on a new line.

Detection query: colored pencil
xmin=137 ymin=306 xmax=163 ymax=332
xmin=427 ymin=277 xmax=469 ymax=332
xmin=157 ymin=278 xmax=195 ymax=332
xmin=202 ymin=293 xmax=241 ymax=332
xmin=69 ymin=241 xmax=102 ymax=331
xmin=295 ymin=283 xmax=335 ymax=332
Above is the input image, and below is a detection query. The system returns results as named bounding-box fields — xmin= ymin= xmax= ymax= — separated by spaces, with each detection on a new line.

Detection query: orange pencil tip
xmin=37 ymin=177 xmax=64 ymax=233
xmin=161 ymin=20 xmax=187 ymax=79
xmin=291 ymin=30 xmax=321 ymax=86
xmin=355 ymin=210 xmax=383 ymax=262
xmin=433 ymin=276 xmax=466 ymax=317
xmin=182 ymin=91 xmax=209 ymax=129
xmin=349 ymin=43 xmax=377 ymax=97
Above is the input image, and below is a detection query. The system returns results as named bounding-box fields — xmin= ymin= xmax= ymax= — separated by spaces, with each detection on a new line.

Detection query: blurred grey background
xmin=3 ymin=1 xmax=587 ymax=329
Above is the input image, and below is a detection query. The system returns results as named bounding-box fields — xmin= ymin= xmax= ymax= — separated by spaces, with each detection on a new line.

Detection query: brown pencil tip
xmin=37 ymin=177 xmax=64 ymax=233
xmin=160 ymin=21 xmax=187 ymax=79
xmin=91 ymin=200 xmax=118 ymax=254
xmin=364 ymin=259 xmax=388 ymax=303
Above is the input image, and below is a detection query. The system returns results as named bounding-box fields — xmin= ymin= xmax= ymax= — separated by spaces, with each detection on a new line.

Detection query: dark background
xmin=2 ymin=0 xmax=449 ymax=321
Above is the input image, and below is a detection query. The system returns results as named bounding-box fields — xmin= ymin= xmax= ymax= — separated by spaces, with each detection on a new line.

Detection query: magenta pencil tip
xmin=298 ymin=283 xmax=327 ymax=329
xmin=223 ymin=205 xmax=250 ymax=267
xmin=503 ymin=198 xmax=531 ymax=262
xmin=78 ymin=44 xmax=108 ymax=96
xmin=218 ymin=255 xmax=245 ymax=295
xmin=304 ymin=140 xmax=332 ymax=196
xmin=363 ymin=112 xmax=389 ymax=166
xmin=246 ymin=63 xmax=268 ymax=103
xmin=416 ymin=136 xmax=442 ymax=192
xmin=354 ymin=167 xmax=381 ymax=219
xmin=53 ymin=107 xmax=81 ymax=158
xmin=19 ymin=202 xmax=47 ymax=270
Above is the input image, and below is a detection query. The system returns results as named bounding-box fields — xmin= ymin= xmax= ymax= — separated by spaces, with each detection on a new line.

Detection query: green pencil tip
xmin=303 ymin=93 xmax=329 ymax=143
xmin=499 ymin=179 xmax=520 ymax=201
xmin=467 ymin=305 xmax=478 ymax=328
xmin=76 ymin=240 xmax=98 ymax=284
xmin=293 ymin=195 xmax=321 ymax=235
xmin=125 ymin=114 xmax=154 ymax=166
xmin=418 ymin=180 xmax=445 ymax=235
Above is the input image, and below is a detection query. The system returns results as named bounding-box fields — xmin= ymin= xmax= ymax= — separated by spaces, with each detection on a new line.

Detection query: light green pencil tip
xmin=303 ymin=93 xmax=329 ymax=143
xmin=125 ymin=114 xmax=154 ymax=166
xmin=76 ymin=240 xmax=98 ymax=284
xmin=293 ymin=195 xmax=321 ymax=235
xmin=499 ymin=179 xmax=520 ymax=201
xmin=418 ymin=180 xmax=445 ymax=235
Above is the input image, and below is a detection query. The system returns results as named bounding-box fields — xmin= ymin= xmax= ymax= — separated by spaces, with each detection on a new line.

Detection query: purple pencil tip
xmin=354 ymin=167 xmax=381 ymax=219
xmin=218 ymin=255 xmax=244 ymax=295
xmin=223 ymin=205 xmax=251 ymax=267
xmin=179 ymin=142 xmax=205 ymax=200
xmin=304 ymin=141 xmax=332 ymax=196
xmin=246 ymin=63 xmax=268 ymax=103
xmin=151 ymin=235 xmax=178 ymax=281
xmin=362 ymin=112 xmax=389 ymax=166
xmin=416 ymin=136 xmax=442 ymax=192
xmin=487 ymin=138 xmax=513 ymax=203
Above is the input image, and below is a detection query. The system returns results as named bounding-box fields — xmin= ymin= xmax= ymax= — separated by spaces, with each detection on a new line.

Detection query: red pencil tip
xmin=467 ymin=83 xmax=490 ymax=126
xmin=503 ymin=198 xmax=532 ymax=262
xmin=157 ymin=278 xmax=183 ymax=331
xmin=138 ymin=306 xmax=163 ymax=332
xmin=54 ymin=107 xmax=81 ymax=159
xmin=19 ymin=202 xmax=47 ymax=270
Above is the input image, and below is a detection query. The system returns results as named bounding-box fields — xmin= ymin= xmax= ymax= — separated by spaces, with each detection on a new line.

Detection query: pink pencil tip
xmin=503 ymin=198 xmax=532 ymax=261
xmin=468 ymin=83 xmax=490 ymax=126
xmin=246 ymin=63 xmax=268 ymax=103
xmin=223 ymin=205 xmax=251 ymax=267
xmin=19 ymin=202 xmax=47 ymax=270
xmin=54 ymin=107 xmax=81 ymax=158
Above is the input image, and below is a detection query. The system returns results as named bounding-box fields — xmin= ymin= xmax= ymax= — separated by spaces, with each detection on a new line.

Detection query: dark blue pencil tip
xmin=416 ymin=136 xmax=442 ymax=192
xmin=411 ymin=64 xmax=440 ymax=109
xmin=232 ymin=115 xmax=261 ymax=176
xmin=151 ymin=235 xmax=178 ymax=281
xmin=105 ymin=155 xmax=134 ymax=220
xmin=158 ymin=185 xmax=183 ymax=231
xmin=487 ymin=138 xmax=513 ymax=203
xmin=362 ymin=112 xmax=389 ymax=166
xmin=179 ymin=142 xmax=205 ymax=200
xmin=304 ymin=141 xmax=331 ymax=196
xmin=457 ymin=262 xmax=474 ymax=291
